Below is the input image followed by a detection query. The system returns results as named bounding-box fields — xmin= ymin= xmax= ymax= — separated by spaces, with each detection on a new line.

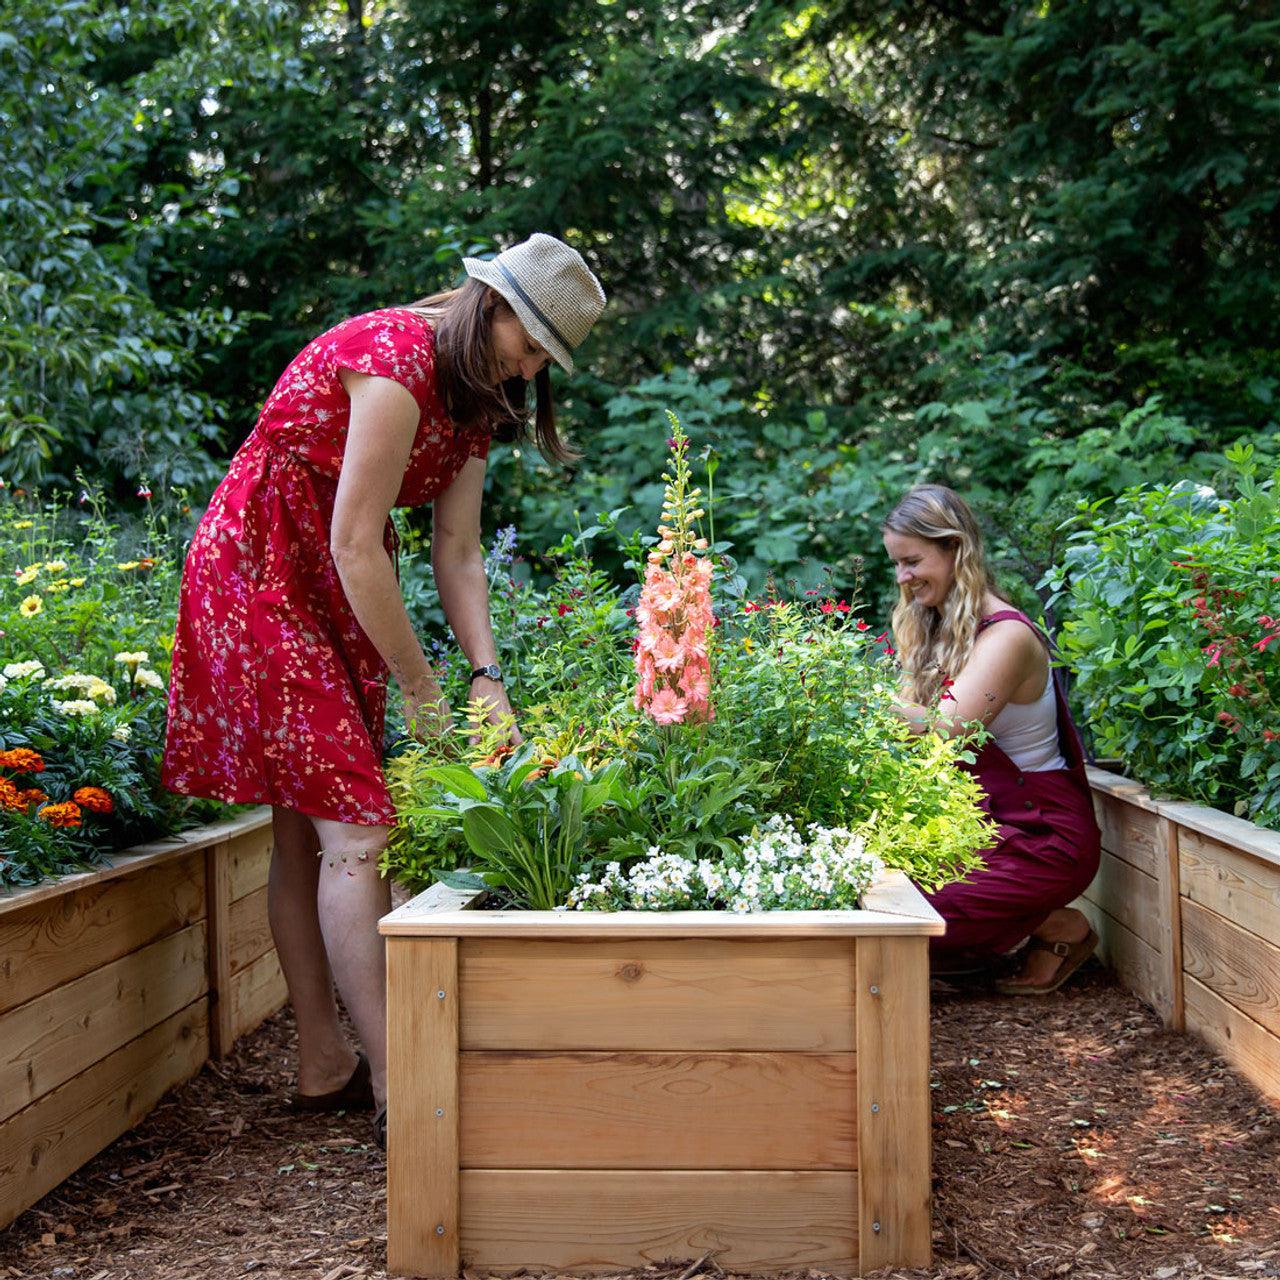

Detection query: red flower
xmin=855 ymin=620 xmax=869 ymax=632
xmin=820 ymin=601 xmax=835 ymax=614
xmin=1263 ymin=730 xmax=1279 ymax=744
xmin=837 ymin=600 xmax=850 ymax=613
xmin=744 ymin=601 xmax=762 ymax=613
xmin=556 ymin=603 xmax=572 ymax=617
xmin=1254 ymin=635 xmax=1277 ymax=653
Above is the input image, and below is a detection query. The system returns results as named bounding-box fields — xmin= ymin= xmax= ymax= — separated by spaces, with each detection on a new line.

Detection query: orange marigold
xmin=37 ymin=801 xmax=83 ymax=829
xmin=18 ymin=788 xmax=48 ymax=807
xmin=0 ymin=778 xmax=23 ymax=811
xmin=73 ymin=786 xmax=114 ymax=814
xmin=0 ymin=747 xmax=45 ymax=773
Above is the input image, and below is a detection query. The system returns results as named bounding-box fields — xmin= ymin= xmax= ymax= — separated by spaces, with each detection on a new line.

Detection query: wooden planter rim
xmin=379 ymin=868 xmax=945 ymax=938
xmin=1087 ymin=766 xmax=1280 ymax=869
xmin=0 ymin=807 xmax=273 ymax=918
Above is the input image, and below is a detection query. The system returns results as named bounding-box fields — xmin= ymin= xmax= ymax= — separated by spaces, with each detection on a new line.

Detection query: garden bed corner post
xmin=205 ymin=839 xmax=235 ymax=1058
xmin=855 ymin=935 xmax=932 ymax=1272
xmin=387 ymin=935 xmax=460 ymax=1280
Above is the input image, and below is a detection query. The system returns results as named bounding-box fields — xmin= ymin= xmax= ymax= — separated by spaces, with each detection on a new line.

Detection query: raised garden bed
xmin=0 ymin=807 xmax=281 ymax=1228
xmin=1077 ymin=766 xmax=1280 ymax=1105
xmin=378 ymin=870 xmax=944 ymax=1278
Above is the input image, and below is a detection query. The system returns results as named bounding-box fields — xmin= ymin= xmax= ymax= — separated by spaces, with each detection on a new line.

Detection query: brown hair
xmin=405 ymin=278 xmax=579 ymax=466
xmin=881 ymin=484 xmax=1009 ymax=706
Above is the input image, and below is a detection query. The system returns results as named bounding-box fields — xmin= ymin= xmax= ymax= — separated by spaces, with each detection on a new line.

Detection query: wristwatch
xmin=470 ymin=663 xmax=503 ymax=684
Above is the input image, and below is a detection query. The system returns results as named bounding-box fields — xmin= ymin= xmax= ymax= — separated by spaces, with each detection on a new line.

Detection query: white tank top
xmin=987 ymin=670 xmax=1067 ymax=772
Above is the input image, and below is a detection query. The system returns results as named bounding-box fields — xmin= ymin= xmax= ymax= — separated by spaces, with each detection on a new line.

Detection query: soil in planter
xmin=1 ymin=966 xmax=1277 ymax=1280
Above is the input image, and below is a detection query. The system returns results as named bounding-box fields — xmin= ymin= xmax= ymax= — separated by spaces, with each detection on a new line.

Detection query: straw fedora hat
xmin=463 ymin=233 xmax=606 ymax=375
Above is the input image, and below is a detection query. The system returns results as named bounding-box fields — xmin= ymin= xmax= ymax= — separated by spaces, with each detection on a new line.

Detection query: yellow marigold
xmin=12 ymin=520 xmax=33 ymax=530
xmin=43 ymin=560 xmax=67 ymax=573
xmin=0 ymin=747 xmax=45 ymax=773
xmin=19 ymin=595 xmax=42 ymax=617
xmin=37 ymin=801 xmax=83 ymax=828
xmin=73 ymin=786 xmax=114 ymax=814
xmin=116 ymin=561 xmax=140 ymax=572
xmin=68 ymin=578 xmax=86 ymax=587
xmin=15 ymin=565 xmax=38 ymax=586
xmin=44 ymin=581 xmax=70 ymax=594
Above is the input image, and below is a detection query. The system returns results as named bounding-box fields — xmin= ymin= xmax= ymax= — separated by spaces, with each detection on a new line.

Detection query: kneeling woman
xmin=881 ymin=485 xmax=1101 ymax=994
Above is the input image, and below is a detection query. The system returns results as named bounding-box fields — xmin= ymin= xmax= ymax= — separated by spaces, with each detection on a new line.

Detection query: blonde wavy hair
xmin=882 ymin=485 xmax=1008 ymax=706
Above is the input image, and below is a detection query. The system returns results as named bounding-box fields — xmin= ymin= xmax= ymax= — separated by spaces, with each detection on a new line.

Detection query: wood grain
xmin=226 ymin=825 xmax=275 ymax=902
xmin=1162 ymin=800 xmax=1280 ymax=868
xmin=1181 ymin=897 xmax=1280 ymax=1038
xmin=458 ymin=939 xmax=856 ymax=1051
xmin=1093 ymin=791 xmax=1160 ymax=876
xmin=205 ymin=841 xmax=234 ymax=1059
xmin=0 ymin=1000 xmax=208 ymax=1230
xmin=459 ymin=1051 xmax=856 ymax=1170
xmin=0 ymin=922 xmax=207 ymax=1123
xmin=1180 ymin=826 xmax=1280 ymax=945
xmin=1074 ymin=897 xmax=1170 ymax=1021
xmin=228 ymin=884 xmax=273 ymax=976
xmin=387 ymin=938 xmax=458 ymax=1280
xmin=855 ymin=937 xmax=931 ymax=1272
xmin=459 ymin=1170 xmax=858 ymax=1274
xmin=0 ymin=852 xmax=206 ymax=1016
xmin=1184 ymin=975 xmax=1280 ymax=1106
xmin=1082 ymin=849 xmax=1162 ymax=951
xmin=228 ymin=946 xmax=287 ymax=1042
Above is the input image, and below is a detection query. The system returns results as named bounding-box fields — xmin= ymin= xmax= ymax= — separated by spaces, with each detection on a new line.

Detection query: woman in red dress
xmin=881 ymin=485 xmax=1101 ymax=994
xmin=163 ymin=234 xmax=606 ymax=1140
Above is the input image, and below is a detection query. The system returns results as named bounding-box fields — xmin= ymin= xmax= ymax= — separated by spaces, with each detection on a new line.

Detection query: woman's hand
xmin=402 ymin=679 xmax=453 ymax=744
xmin=468 ymin=677 xmax=524 ymax=747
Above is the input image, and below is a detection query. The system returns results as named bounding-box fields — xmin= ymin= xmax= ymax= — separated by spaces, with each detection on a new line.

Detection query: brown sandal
xmin=288 ymin=1053 xmax=375 ymax=1113
xmin=993 ymin=926 xmax=1098 ymax=996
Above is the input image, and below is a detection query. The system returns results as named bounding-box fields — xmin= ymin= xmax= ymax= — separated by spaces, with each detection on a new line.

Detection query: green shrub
xmin=1045 ymin=444 xmax=1280 ymax=828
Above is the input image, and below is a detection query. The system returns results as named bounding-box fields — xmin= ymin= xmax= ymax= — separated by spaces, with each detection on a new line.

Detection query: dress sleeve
xmin=466 ymin=429 xmax=492 ymax=462
xmin=327 ymin=311 xmax=437 ymax=416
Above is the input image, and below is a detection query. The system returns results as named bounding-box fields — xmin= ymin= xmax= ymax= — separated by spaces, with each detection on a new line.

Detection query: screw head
xmin=436 ymin=1107 xmax=445 ymax=1117
xmin=436 ymin=1224 xmax=445 ymax=1236
xmin=869 ymin=984 xmax=880 ymax=995
xmin=872 ymin=1221 xmax=882 ymax=1233
xmin=871 ymin=1103 xmax=880 ymax=1114
xmin=436 ymin=989 xmax=446 ymax=999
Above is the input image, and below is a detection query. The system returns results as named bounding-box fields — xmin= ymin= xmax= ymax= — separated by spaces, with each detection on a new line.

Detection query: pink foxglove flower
xmin=633 ymin=414 xmax=715 ymax=725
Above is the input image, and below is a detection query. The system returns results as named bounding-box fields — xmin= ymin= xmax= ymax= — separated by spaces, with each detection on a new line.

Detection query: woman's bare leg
xmin=311 ymin=816 xmax=393 ymax=1108
xmin=267 ymin=806 xmax=359 ymax=1094
xmin=1002 ymin=906 xmax=1093 ymax=987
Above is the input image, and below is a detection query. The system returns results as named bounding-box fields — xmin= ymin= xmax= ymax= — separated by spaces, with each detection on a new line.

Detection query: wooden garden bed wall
xmin=1077 ymin=768 xmax=1280 ymax=1106
xmin=0 ymin=809 xmax=282 ymax=1229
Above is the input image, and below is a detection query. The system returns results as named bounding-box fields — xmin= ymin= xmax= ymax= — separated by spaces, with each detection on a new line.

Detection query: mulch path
xmin=2 ymin=964 xmax=1278 ymax=1280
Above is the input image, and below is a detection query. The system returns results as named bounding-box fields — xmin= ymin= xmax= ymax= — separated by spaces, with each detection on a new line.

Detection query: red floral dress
xmin=161 ymin=309 xmax=489 ymax=826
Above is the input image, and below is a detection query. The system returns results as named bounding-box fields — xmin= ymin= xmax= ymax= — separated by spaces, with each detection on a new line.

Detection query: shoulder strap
xmin=977 ymin=609 xmax=1051 ymax=650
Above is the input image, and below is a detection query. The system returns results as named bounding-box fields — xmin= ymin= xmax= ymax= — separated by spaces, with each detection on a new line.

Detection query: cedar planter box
xmin=1077 ymin=766 xmax=1280 ymax=1106
xmin=0 ymin=808 xmax=283 ymax=1229
xmin=378 ymin=871 xmax=944 ymax=1278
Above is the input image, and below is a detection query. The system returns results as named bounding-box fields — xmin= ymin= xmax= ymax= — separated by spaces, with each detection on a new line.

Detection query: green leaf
xmin=424 ymin=765 xmax=488 ymax=801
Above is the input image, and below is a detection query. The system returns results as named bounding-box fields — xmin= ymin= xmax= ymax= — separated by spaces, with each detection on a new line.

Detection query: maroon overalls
xmin=924 ymin=611 xmax=1101 ymax=958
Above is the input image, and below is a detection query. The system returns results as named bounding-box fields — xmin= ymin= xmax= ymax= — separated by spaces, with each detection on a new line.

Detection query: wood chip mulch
xmin=2 ymin=964 xmax=1278 ymax=1280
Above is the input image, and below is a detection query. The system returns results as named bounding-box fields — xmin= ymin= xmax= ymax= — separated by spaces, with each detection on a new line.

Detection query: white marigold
xmin=53 ymin=699 xmax=99 ymax=717
xmin=3 ymin=661 xmax=46 ymax=681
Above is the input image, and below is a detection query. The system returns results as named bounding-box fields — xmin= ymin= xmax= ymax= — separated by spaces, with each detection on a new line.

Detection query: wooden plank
xmin=1092 ymin=790 xmax=1160 ymax=876
xmin=1085 ymin=766 xmax=1160 ymax=811
xmin=1184 ymin=975 xmax=1280 ymax=1106
xmin=229 ymin=947 xmax=287 ymax=1042
xmin=226 ymin=825 xmax=275 ymax=902
xmin=0 ymin=1000 xmax=208 ymax=1230
xmin=1080 ymin=849 xmax=1162 ymax=951
xmin=1157 ymin=816 xmax=1185 ymax=1032
xmin=205 ymin=842 xmax=234 ymax=1059
xmin=228 ymin=885 xmax=273 ymax=975
xmin=0 ymin=922 xmax=207 ymax=1124
xmin=459 ymin=1051 xmax=856 ymax=1170
xmin=1180 ymin=825 xmax=1280 ymax=945
xmin=387 ymin=938 xmax=458 ymax=1280
xmin=1181 ymin=898 xmax=1280 ymax=1039
xmin=859 ymin=870 xmax=945 ymax=923
xmin=1074 ymin=897 xmax=1170 ymax=1020
xmin=0 ymin=852 xmax=206 ymax=1017
xmin=382 ymin=906 xmax=943 ymax=938
xmin=0 ymin=809 xmax=271 ymax=918
xmin=855 ymin=937 xmax=931 ymax=1272
xmin=1160 ymin=800 xmax=1280 ymax=869
xmin=459 ymin=940 xmax=856 ymax=1052
xmin=460 ymin=1170 xmax=858 ymax=1274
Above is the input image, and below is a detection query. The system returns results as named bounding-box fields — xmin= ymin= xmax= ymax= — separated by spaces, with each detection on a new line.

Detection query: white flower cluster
xmin=3 ymin=661 xmax=46 ymax=681
xmin=568 ymin=815 xmax=883 ymax=913
xmin=45 ymin=672 xmax=117 ymax=705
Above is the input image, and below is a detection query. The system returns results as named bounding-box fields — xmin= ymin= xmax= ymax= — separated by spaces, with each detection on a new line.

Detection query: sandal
xmin=372 ymin=1104 xmax=387 ymax=1152
xmin=288 ymin=1053 xmax=375 ymax=1113
xmin=993 ymin=926 xmax=1098 ymax=996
